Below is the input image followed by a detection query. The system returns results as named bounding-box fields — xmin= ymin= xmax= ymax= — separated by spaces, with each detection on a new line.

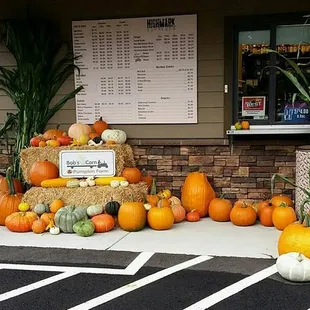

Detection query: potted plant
xmin=0 ymin=12 xmax=83 ymax=183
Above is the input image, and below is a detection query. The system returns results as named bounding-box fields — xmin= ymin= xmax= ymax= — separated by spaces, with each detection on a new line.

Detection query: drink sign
xmin=59 ymin=150 xmax=116 ymax=178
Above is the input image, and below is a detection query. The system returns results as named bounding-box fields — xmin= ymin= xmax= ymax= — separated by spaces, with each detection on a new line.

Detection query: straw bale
xmin=20 ymin=144 xmax=135 ymax=183
xmin=22 ymin=182 xmax=148 ymax=208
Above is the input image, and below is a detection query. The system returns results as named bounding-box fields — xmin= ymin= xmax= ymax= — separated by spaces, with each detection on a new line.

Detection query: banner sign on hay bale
xmin=20 ymin=144 xmax=135 ymax=183
xmin=22 ymin=183 xmax=148 ymax=208
xmin=59 ymin=150 xmax=116 ymax=178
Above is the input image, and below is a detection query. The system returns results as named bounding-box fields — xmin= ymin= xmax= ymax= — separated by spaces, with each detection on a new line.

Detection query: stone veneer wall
xmin=133 ymin=143 xmax=296 ymax=201
xmin=0 ymin=139 xmax=297 ymax=202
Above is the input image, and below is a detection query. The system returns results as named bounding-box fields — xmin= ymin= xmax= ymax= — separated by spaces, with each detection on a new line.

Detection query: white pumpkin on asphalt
xmin=276 ymin=252 xmax=310 ymax=282
xmin=101 ymin=129 xmax=127 ymax=144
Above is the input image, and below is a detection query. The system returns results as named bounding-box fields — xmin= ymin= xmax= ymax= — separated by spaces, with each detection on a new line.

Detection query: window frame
xmin=225 ymin=12 xmax=310 ymax=127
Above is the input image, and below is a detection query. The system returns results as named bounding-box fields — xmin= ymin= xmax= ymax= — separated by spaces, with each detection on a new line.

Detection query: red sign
xmin=242 ymin=96 xmax=266 ymax=117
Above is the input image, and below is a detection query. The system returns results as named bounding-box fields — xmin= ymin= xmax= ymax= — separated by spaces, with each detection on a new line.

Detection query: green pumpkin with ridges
xmin=73 ymin=220 xmax=95 ymax=237
xmin=55 ymin=206 xmax=87 ymax=233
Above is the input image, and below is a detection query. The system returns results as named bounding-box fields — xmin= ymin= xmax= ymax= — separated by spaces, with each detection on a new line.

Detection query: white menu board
xmin=72 ymin=14 xmax=197 ymax=124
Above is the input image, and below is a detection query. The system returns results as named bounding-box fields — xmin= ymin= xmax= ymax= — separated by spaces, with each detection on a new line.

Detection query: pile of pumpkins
xmin=29 ymin=117 xmax=127 ymax=148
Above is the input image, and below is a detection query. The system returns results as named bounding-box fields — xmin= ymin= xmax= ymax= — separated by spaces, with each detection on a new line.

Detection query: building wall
xmin=1 ymin=0 xmax=310 ymax=139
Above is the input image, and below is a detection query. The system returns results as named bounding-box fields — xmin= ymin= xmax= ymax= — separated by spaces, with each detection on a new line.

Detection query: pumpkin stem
xmin=150 ymin=178 xmax=157 ymax=195
xmin=56 ymin=124 xmax=60 ymax=130
xmin=219 ymin=193 xmax=225 ymax=199
xmin=6 ymin=166 xmax=16 ymax=195
xmin=241 ymin=201 xmax=248 ymax=208
xmin=141 ymin=168 xmax=148 ymax=177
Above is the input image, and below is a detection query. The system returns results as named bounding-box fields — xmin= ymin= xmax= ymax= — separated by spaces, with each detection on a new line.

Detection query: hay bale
xmin=20 ymin=144 xmax=135 ymax=183
xmin=22 ymin=183 xmax=148 ymax=208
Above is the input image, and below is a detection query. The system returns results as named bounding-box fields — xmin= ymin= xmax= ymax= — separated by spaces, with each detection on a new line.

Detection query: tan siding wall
xmin=0 ymin=0 xmax=310 ymax=139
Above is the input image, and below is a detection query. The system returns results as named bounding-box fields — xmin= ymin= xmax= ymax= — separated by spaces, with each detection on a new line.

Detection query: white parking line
xmin=68 ymin=255 xmax=213 ymax=310
xmin=183 ymin=264 xmax=278 ymax=309
xmin=0 ymin=251 xmax=154 ymax=276
xmin=0 ymin=272 xmax=78 ymax=302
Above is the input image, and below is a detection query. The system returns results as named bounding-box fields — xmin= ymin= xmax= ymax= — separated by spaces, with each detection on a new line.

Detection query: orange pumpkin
xmin=157 ymin=198 xmax=171 ymax=208
xmin=256 ymin=200 xmax=271 ymax=218
xmin=40 ymin=212 xmax=55 ymax=225
xmin=141 ymin=169 xmax=153 ymax=192
xmin=278 ymin=219 xmax=310 ymax=258
xmin=241 ymin=120 xmax=250 ymax=130
xmin=5 ymin=211 xmax=38 ymax=232
xmin=43 ymin=125 xmax=65 ymax=141
xmin=89 ymin=132 xmax=100 ymax=140
xmin=171 ymin=204 xmax=186 ymax=223
xmin=28 ymin=160 xmax=59 ymax=187
xmin=68 ymin=123 xmax=92 ymax=140
xmin=186 ymin=210 xmax=200 ymax=222
xmin=49 ymin=199 xmax=64 ymax=214
xmin=271 ymin=195 xmax=294 ymax=208
xmin=0 ymin=168 xmax=23 ymax=225
xmin=147 ymin=206 xmax=174 ymax=230
xmin=121 ymin=167 xmax=142 ymax=184
xmin=272 ymin=204 xmax=296 ymax=231
xmin=32 ymin=219 xmax=47 ymax=234
xmin=181 ymin=171 xmax=215 ymax=217
xmin=118 ymin=201 xmax=146 ymax=232
xmin=230 ymin=202 xmax=257 ymax=226
xmin=0 ymin=173 xmax=24 ymax=193
xmin=39 ymin=141 xmax=47 ymax=147
xmin=93 ymin=117 xmax=108 ymax=135
xmin=259 ymin=204 xmax=275 ymax=227
xmin=209 ymin=196 xmax=232 ymax=222
xmin=146 ymin=178 xmax=159 ymax=206
xmin=91 ymin=214 xmax=115 ymax=233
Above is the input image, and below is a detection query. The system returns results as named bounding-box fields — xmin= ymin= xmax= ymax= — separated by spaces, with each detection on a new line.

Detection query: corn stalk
xmin=0 ymin=13 xmax=83 ymax=181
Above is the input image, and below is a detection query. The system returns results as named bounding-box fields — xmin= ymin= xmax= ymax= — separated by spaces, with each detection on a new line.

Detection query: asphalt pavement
xmin=0 ymin=246 xmax=309 ymax=310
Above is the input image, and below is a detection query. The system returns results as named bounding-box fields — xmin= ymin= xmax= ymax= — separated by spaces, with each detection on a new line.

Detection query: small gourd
xmin=79 ymin=180 xmax=89 ymax=188
xmin=66 ymin=180 xmax=80 ymax=188
xmin=87 ymin=204 xmax=103 ymax=217
xmin=110 ymin=180 xmax=120 ymax=188
xmin=276 ymin=252 xmax=310 ymax=282
xmin=73 ymin=219 xmax=95 ymax=237
xmin=49 ymin=226 xmax=60 ymax=235
xmin=18 ymin=202 xmax=30 ymax=212
xmin=120 ymin=180 xmax=129 ymax=187
xmin=33 ymin=203 xmax=48 ymax=216
xmin=105 ymin=200 xmax=121 ymax=216
xmin=144 ymin=203 xmax=152 ymax=211
xmin=86 ymin=177 xmax=96 ymax=187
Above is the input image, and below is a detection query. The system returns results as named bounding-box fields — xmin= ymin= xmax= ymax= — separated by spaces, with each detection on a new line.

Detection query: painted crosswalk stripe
xmin=0 ymin=272 xmax=78 ymax=302
xmin=183 ymin=264 xmax=278 ymax=309
xmin=0 ymin=251 xmax=154 ymax=276
xmin=68 ymin=255 xmax=213 ymax=310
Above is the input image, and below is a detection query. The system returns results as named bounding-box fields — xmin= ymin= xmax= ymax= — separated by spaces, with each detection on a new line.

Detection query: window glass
xmin=275 ymin=24 xmax=310 ymax=123
xmin=238 ymin=30 xmax=270 ymax=121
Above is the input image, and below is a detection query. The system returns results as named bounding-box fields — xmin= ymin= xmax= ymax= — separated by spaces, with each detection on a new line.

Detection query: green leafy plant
xmin=271 ymin=173 xmax=310 ymax=223
xmin=265 ymin=48 xmax=310 ymax=104
xmin=0 ymin=13 xmax=83 ymax=181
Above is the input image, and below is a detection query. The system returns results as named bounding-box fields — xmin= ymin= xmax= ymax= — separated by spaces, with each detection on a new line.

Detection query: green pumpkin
xmin=55 ymin=206 xmax=87 ymax=233
xmin=87 ymin=204 xmax=103 ymax=217
xmin=105 ymin=200 xmax=120 ymax=216
xmin=73 ymin=220 xmax=95 ymax=237
xmin=33 ymin=203 xmax=48 ymax=215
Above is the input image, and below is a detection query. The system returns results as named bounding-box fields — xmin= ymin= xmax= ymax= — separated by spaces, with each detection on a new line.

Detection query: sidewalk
xmin=0 ymin=218 xmax=281 ymax=259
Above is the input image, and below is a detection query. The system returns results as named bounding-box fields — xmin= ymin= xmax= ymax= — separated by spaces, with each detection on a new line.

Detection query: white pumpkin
xmin=276 ymin=252 xmax=310 ymax=282
xmin=101 ymin=129 xmax=127 ymax=144
xmin=68 ymin=123 xmax=92 ymax=140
